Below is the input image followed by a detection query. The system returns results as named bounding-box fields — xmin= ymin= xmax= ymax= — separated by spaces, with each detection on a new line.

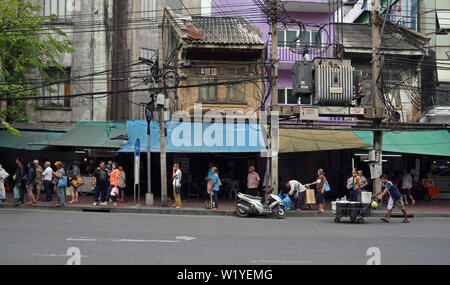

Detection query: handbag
xmin=0 ymin=168 xmax=9 ymax=180
xmin=58 ymin=176 xmax=68 ymax=188
xmin=325 ymin=181 xmax=331 ymax=192
xmin=13 ymin=185 xmax=20 ymax=199
xmin=70 ymin=174 xmax=84 ymax=188
xmin=110 ymin=186 xmax=119 ymax=197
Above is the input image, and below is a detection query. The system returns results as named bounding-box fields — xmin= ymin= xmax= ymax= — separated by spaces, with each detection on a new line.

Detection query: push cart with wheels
xmin=333 ymin=201 xmax=372 ymax=224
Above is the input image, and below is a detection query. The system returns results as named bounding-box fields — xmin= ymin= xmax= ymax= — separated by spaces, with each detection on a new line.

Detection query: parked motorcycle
xmin=235 ymin=191 xmax=286 ymax=219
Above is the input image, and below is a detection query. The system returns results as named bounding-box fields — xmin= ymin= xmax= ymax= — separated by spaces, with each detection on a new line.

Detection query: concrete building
xmin=160 ymin=7 xmax=265 ymax=115
xmin=26 ymin=0 xmax=201 ymax=124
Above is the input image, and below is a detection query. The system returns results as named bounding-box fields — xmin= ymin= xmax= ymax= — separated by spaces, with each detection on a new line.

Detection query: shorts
xmin=402 ymin=188 xmax=411 ymax=196
xmin=387 ymin=197 xmax=405 ymax=211
xmin=316 ymin=191 xmax=325 ymax=205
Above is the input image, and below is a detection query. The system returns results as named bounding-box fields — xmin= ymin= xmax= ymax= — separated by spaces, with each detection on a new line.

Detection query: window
xmin=198 ymin=68 xmax=217 ymax=101
xmin=40 ymin=68 xmax=71 ymax=108
xmin=140 ymin=48 xmax=156 ymax=74
xmin=225 ymin=67 xmax=245 ymax=102
xmin=43 ymin=0 xmax=67 ymax=18
xmin=277 ymin=30 xmax=322 ymax=48
xmin=278 ymin=88 xmax=298 ymax=105
xmin=141 ymin=0 xmax=156 ymax=19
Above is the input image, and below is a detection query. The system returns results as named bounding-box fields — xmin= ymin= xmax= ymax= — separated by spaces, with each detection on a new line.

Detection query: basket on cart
xmin=333 ymin=200 xmax=373 ymax=224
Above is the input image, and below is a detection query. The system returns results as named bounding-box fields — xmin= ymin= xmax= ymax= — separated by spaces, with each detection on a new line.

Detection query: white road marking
xmin=29 ymin=253 xmax=88 ymax=258
xmin=66 ymin=236 xmax=197 ymax=243
xmin=175 ymin=236 xmax=197 ymax=241
xmin=252 ymin=259 xmax=312 ymax=264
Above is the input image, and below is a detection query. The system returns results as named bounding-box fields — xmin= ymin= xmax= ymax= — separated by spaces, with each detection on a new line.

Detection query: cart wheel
xmin=358 ymin=218 xmax=365 ymax=224
xmin=334 ymin=217 xmax=341 ymax=223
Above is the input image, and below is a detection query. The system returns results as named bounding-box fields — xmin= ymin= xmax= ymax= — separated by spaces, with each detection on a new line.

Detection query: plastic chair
xmin=229 ymin=181 xmax=239 ymax=200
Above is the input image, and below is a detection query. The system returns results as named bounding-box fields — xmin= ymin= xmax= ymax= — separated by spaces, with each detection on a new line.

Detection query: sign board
xmin=349 ymin=107 xmax=365 ymax=115
xmin=134 ymin=138 xmax=140 ymax=184
xmin=422 ymin=179 xmax=434 ymax=188
xmin=300 ymin=107 xmax=319 ymax=120
xmin=330 ymin=87 xmax=343 ymax=94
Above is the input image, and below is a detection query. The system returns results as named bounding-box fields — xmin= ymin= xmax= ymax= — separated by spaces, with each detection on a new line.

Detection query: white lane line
xmin=66 ymin=236 xmax=196 ymax=243
xmin=29 ymin=253 xmax=88 ymax=257
xmin=66 ymin=237 xmax=97 ymax=241
xmin=252 ymin=260 xmax=313 ymax=264
xmin=110 ymin=239 xmax=181 ymax=243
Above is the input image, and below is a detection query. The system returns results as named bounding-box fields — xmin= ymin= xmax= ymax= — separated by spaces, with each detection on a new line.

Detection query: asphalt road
xmin=0 ymin=208 xmax=449 ymax=265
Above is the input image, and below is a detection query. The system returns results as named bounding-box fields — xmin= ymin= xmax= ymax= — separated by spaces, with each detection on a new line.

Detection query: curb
xmin=1 ymin=203 xmax=450 ymax=218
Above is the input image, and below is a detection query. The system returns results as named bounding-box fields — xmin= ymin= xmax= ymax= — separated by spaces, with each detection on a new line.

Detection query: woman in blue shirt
xmin=210 ymin=167 xmax=220 ymax=210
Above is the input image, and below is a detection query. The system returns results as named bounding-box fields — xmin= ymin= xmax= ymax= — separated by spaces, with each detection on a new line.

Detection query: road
xmin=0 ymin=208 xmax=449 ymax=265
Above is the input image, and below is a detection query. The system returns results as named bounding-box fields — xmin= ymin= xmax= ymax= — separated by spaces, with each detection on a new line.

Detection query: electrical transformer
xmin=292 ymin=58 xmax=354 ymax=106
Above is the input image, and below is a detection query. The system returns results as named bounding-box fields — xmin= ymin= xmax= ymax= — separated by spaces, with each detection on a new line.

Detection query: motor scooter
xmin=235 ymin=190 xmax=286 ymax=219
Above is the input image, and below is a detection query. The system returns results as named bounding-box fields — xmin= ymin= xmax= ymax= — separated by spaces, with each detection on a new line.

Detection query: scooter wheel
xmin=334 ymin=217 xmax=341 ymax=223
xmin=274 ymin=205 xmax=286 ymax=219
xmin=358 ymin=218 xmax=365 ymax=224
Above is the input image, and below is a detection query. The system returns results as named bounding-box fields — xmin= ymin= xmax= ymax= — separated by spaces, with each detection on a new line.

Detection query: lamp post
xmin=145 ymin=102 xmax=154 ymax=205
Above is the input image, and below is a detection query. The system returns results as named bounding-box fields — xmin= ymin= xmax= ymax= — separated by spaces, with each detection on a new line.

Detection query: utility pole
xmin=145 ymin=101 xmax=154 ymax=206
xmin=269 ymin=0 xmax=279 ymax=195
xmin=157 ymin=1 xmax=168 ymax=207
xmin=371 ymin=0 xmax=384 ymax=195
xmin=159 ymin=98 xmax=168 ymax=207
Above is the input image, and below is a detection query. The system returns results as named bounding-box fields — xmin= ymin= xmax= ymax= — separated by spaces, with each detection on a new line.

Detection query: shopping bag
xmin=58 ymin=176 xmax=68 ymax=188
xmin=305 ymin=189 xmax=316 ymax=204
xmin=70 ymin=175 xmax=84 ymax=188
xmin=0 ymin=168 xmax=9 ymax=180
xmin=13 ymin=185 xmax=20 ymax=199
xmin=324 ymin=181 xmax=331 ymax=192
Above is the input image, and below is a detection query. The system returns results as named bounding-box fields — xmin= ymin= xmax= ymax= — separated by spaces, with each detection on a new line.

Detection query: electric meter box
xmin=292 ymin=61 xmax=313 ymax=97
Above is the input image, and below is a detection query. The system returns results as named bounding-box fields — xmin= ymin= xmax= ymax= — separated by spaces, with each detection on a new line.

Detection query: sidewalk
xmin=1 ymin=191 xmax=450 ymax=218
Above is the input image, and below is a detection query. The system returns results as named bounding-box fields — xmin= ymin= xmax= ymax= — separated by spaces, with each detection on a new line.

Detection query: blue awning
xmin=118 ymin=120 xmax=267 ymax=153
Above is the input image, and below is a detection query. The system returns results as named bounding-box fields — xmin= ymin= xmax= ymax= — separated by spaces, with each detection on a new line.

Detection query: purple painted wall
xmin=210 ymin=1 xmax=351 ymax=125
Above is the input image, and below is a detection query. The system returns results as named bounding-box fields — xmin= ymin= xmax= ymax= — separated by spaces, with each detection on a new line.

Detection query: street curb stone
xmin=1 ymin=203 xmax=450 ymax=218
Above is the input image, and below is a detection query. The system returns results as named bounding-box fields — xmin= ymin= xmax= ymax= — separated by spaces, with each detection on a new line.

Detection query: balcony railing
xmin=268 ymin=42 xmax=334 ymax=63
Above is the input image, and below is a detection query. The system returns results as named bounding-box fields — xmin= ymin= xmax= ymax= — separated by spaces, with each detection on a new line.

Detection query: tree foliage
xmin=0 ymin=0 xmax=74 ymax=133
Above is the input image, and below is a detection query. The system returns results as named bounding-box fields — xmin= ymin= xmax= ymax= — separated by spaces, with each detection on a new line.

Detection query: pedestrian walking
xmin=25 ymin=161 xmax=37 ymax=205
xmin=205 ymin=162 xmax=214 ymax=204
xmin=42 ymin=161 xmax=53 ymax=201
xmin=246 ymin=166 xmax=260 ymax=196
xmin=172 ymin=163 xmax=182 ymax=209
xmin=53 ymin=161 xmax=66 ymax=207
xmin=91 ymin=161 xmax=109 ymax=206
xmin=68 ymin=162 xmax=81 ymax=204
xmin=372 ymin=174 xmax=410 ymax=223
xmin=401 ymin=168 xmax=415 ymax=205
xmin=286 ymin=180 xmax=307 ymax=210
xmin=107 ymin=162 xmax=120 ymax=206
xmin=118 ymin=165 xmax=126 ymax=202
xmin=0 ymin=163 xmax=8 ymax=203
xmin=306 ymin=169 xmax=327 ymax=213
xmin=14 ymin=156 xmax=27 ymax=205
xmin=210 ymin=167 xmax=220 ymax=210
xmin=33 ymin=160 xmax=43 ymax=201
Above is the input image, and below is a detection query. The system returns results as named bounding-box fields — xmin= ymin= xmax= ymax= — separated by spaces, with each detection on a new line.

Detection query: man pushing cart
xmin=372 ymin=174 xmax=410 ymax=223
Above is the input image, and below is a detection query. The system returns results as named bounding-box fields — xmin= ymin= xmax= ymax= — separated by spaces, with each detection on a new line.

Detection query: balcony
xmin=268 ymin=42 xmax=333 ymax=69
xmin=282 ymin=0 xmax=332 ymax=13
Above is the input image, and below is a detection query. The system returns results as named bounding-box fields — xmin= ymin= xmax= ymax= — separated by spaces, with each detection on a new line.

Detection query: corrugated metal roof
xmin=336 ymin=22 xmax=427 ymax=53
xmin=185 ymin=16 xmax=263 ymax=46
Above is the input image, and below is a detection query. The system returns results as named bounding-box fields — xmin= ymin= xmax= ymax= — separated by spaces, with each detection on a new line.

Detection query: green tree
xmin=0 ymin=0 xmax=74 ymax=134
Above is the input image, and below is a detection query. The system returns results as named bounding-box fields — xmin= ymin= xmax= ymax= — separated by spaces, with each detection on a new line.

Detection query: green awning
xmin=354 ymin=130 xmax=450 ymax=157
xmin=0 ymin=130 xmax=64 ymax=150
xmin=42 ymin=121 xmax=127 ymax=149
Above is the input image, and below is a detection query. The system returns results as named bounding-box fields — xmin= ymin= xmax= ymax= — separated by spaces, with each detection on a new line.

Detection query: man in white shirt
xmin=172 ymin=163 xmax=182 ymax=208
xmin=42 ymin=161 xmax=53 ymax=201
xmin=401 ymin=168 xmax=415 ymax=205
xmin=286 ymin=180 xmax=307 ymax=210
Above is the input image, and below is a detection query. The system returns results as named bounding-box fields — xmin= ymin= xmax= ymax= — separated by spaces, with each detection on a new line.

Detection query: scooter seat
xmin=244 ymin=194 xmax=263 ymax=200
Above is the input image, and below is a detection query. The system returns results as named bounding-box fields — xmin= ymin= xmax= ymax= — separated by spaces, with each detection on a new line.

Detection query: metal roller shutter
xmin=279 ymin=151 xmax=329 ymax=185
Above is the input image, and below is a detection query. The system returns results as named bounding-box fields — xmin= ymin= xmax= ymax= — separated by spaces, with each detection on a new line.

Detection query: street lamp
xmin=145 ymin=101 xmax=154 ymax=205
